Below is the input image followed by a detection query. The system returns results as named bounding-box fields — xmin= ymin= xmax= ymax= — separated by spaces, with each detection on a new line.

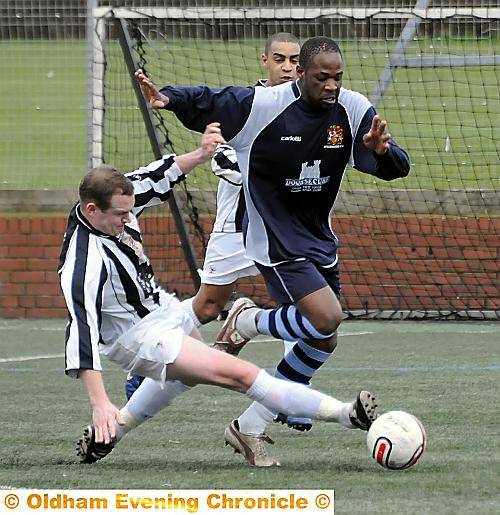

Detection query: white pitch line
xmin=0 ymin=354 xmax=64 ymax=363
xmin=1 ymin=333 xmax=374 ymax=362
xmin=339 ymin=331 xmax=373 ymax=336
xmin=0 ymin=326 xmax=62 ymax=331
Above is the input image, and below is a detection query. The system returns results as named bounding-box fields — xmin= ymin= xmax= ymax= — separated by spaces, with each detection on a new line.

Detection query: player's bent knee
xmin=303 ymin=301 xmax=342 ymax=335
xmin=313 ymin=313 xmax=342 ymax=335
xmin=195 ymin=297 xmax=227 ymax=323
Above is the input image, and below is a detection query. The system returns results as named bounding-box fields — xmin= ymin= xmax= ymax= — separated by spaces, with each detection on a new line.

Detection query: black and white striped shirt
xmin=58 ymin=154 xmax=185 ymax=377
xmin=211 ymin=144 xmax=245 ymax=233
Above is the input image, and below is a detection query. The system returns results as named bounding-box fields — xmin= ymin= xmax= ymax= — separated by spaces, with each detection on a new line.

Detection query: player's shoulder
xmin=254 ymin=80 xmax=299 ymax=102
xmin=338 ymin=87 xmax=372 ymax=112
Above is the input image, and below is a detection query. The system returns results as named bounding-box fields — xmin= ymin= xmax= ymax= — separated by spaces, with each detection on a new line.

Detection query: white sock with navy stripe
xmin=236 ymin=305 xmax=335 ymax=343
xmin=256 ymin=305 xmax=335 ymax=341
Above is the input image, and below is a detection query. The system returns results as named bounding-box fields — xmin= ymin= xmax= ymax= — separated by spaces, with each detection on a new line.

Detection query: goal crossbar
xmin=93 ymin=7 xmax=500 ymax=21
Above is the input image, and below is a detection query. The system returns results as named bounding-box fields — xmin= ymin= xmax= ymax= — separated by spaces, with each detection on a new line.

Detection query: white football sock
xmin=317 ymin=397 xmax=355 ymax=429
xmin=237 ymin=402 xmax=275 ymax=436
xmin=114 ymin=378 xmax=191 ymax=441
xmin=181 ymin=297 xmax=202 ymax=328
xmin=114 ymin=406 xmax=141 ymax=442
xmin=246 ymin=370 xmax=352 ymax=427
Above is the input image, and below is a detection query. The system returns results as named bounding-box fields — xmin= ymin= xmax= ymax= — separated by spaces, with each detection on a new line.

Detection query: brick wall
xmin=334 ymin=216 xmax=498 ymax=314
xmin=0 ymin=217 xmax=68 ymax=318
xmin=0 ymin=215 xmax=497 ymax=318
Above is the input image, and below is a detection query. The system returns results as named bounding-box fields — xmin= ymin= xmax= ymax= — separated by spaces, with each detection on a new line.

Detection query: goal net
xmin=91 ymin=2 xmax=499 ymax=319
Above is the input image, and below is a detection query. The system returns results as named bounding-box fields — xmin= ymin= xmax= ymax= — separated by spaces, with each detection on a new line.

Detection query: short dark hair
xmin=79 ymin=165 xmax=134 ymax=210
xmin=264 ymin=32 xmax=300 ymax=54
xmin=299 ymin=37 xmax=342 ymax=70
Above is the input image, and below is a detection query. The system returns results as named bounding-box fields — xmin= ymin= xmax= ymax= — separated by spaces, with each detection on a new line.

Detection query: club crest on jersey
xmin=285 ymin=160 xmax=330 ymax=192
xmin=324 ymin=124 xmax=344 ymax=149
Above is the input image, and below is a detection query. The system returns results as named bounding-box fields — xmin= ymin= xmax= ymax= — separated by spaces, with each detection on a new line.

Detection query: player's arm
xmin=175 ymin=122 xmax=226 ymax=172
xmin=59 ymin=231 xmax=124 ymax=443
xmin=80 ymin=369 xmax=125 ymax=444
xmin=134 ymin=68 xmax=253 ymax=141
xmin=211 ymin=144 xmax=242 ymax=186
xmin=60 ymin=233 xmax=106 ymax=381
xmin=353 ymin=108 xmax=410 ymax=180
xmin=128 ymin=122 xmax=226 ymax=214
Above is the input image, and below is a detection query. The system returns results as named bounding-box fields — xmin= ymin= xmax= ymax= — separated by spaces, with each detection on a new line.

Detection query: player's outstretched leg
xmin=224 ymin=386 xmax=378 ymax=467
xmin=217 ymin=303 xmax=339 ymax=433
xmin=76 ymin=425 xmax=115 ymax=464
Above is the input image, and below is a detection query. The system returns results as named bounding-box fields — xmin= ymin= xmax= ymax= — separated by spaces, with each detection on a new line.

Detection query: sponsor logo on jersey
xmin=324 ymin=124 xmax=344 ymax=148
xmin=281 ymin=135 xmax=302 ymax=142
xmin=285 ymin=160 xmax=330 ymax=192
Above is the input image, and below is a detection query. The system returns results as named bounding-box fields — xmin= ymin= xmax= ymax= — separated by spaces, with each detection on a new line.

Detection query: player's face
xmin=262 ymin=41 xmax=300 ymax=87
xmin=297 ymin=51 xmax=343 ymax=110
xmin=85 ymin=193 xmax=135 ymax=237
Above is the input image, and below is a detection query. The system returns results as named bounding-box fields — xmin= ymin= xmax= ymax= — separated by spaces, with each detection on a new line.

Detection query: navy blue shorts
xmin=256 ymin=258 xmax=341 ymax=304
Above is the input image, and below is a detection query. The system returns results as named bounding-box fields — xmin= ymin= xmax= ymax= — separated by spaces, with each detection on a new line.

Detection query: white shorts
xmin=199 ymin=232 xmax=260 ymax=285
xmin=99 ymin=296 xmax=194 ymax=385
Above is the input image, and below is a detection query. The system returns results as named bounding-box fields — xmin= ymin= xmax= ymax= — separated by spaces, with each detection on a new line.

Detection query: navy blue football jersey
xmin=162 ymin=81 xmax=410 ymax=266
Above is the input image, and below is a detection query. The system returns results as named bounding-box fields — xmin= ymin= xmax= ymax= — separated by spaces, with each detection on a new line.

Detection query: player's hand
xmin=200 ymin=122 xmax=226 ymax=159
xmin=363 ymin=115 xmax=391 ymax=155
xmin=91 ymin=399 xmax=125 ymax=444
xmin=134 ymin=69 xmax=170 ymax=109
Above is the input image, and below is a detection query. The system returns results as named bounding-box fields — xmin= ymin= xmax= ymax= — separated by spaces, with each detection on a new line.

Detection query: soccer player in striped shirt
xmin=59 ymin=122 xmax=378 ymax=464
xmin=135 ymin=36 xmax=409 ymax=466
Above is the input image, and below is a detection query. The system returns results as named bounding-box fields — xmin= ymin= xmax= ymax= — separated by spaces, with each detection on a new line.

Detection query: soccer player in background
xmin=58 ymin=124 xmax=378 ymax=464
xmin=135 ymin=36 xmax=410 ymax=466
xmin=178 ymin=32 xmax=301 ymax=335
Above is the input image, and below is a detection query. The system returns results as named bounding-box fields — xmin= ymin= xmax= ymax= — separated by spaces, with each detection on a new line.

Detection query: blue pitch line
xmin=273 ymin=365 xmax=500 ymax=372
xmin=0 ymin=365 xmax=498 ymax=373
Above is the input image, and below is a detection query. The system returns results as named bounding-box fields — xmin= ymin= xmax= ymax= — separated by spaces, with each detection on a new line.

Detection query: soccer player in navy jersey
xmin=135 ymin=36 xmax=409 ymax=466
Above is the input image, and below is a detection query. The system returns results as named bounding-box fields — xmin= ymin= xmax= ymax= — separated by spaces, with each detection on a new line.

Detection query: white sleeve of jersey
xmin=338 ymin=88 xmax=373 ymax=166
xmin=211 ymin=144 xmax=242 ymax=186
